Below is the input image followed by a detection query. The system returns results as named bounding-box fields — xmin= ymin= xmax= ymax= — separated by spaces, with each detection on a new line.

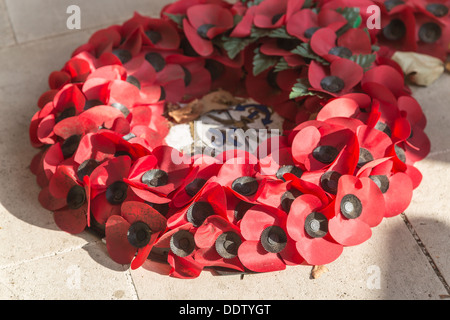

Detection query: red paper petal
xmin=54 ymin=204 xmax=88 ymax=235
xmin=105 ymin=215 xmax=136 ymax=264
xmin=237 ymin=240 xmax=286 ymax=273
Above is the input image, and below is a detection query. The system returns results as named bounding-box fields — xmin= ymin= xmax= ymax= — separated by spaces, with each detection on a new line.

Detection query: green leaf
xmin=163 ymin=13 xmax=185 ymax=27
xmin=268 ymin=27 xmax=294 ymax=39
xmin=253 ymin=47 xmax=279 ymax=76
xmin=350 ymin=54 xmax=377 ymax=72
xmin=336 ymin=7 xmax=362 ymax=36
xmin=274 ymin=58 xmax=291 ymax=73
xmin=290 ymin=78 xmax=316 ymax=99
xmin=221 ymin=36 xmax=256 ymax=60
xmin=291 ymin=43 xmax=330 ymax=65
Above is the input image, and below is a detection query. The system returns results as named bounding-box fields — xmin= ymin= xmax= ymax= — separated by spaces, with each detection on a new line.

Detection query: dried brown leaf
xmin=311 ymin=265 xmax=329 ymax=279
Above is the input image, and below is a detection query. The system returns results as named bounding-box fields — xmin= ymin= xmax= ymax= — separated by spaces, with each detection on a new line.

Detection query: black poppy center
xmin=304 ymin=212 xmax=328 ymax=238
xmin=170 ymin=230 xmax=195 ymax=257
xmin=126 ymin=75 xmax=141 ymax=90
xmin=215 ymin=231 xmax=242 ymax=259
xmin=205 ymin=59 xmax=225 ymax=81
xmin=56 ymin=106 xmax=76 ymax=123
xmin=267 ymin=69 xmax=281 ymax=90
xmin=142 ymin=169 xmax=169 ymax=188
xmin=185 ymin=178 xmax=207 ymax=197
xmin=328 ymin=46 xmax=353 ymax=59
xmin=186 ymin=201 xmax=215 ymax=227
xmin=383 ymin=19 xmax=406 ymax=41
xmin=395 ymin=145 xmax=407 ymax=163
xmin=271 ymin=13 xmax=284 ymax=25
xmin=84 ymin=99 xmax=103 ymax=111
xmin=260 ymin=226 xmax=287 ymax=253
xmin=111 ymin=102 xmax=130 ymax=117
xmin=145 ymin=29 xmax=162 ymax=44
xmin=145 ymin=52 xmax=166 ymax=72
xmin=276 ymin=165 xmax=303 ymax=181
xmin=418 ymin=22 xmax=442 ymax=44
xmin=112 ymin=49 xmax=132 ymax=64
xmin=276 ymin=38 xmax=301 ymax=51
xmin=304 ymin=27 xmax=320 ymax=39
xmin=197 ymin=24 xmax=215 ymax=39
xmin=66 ymin=185 xmax=86 ymax=210
xmin=234 ymin=200 xmax=254 ymax=221
xmin=320 ymin=76 xmax=345 ymax=93
xmin=105 ymin=181 xmax=128 ymax=205
xmin=280 ymin=188 xmax=303 ymax=213
xmin=232 ymin=176 xmax=259 ymax=196
xmin=340 ymin=194 xmax=363 ymax=219
xmin=375 ymin=121 xmax=392 ymax=137
xmin=182 ymin=66 xmax=192 ymax=87
xmin=426 ymin=4 xmax=449 ymax=17
xmin=62 ymin=134 xmax=82 ymax=159
xmin=320 ymin=171 xmax=342 ymax=195
xmin=369 ymin=175 xmax=390 ymax=194
xmin=77 ymin=159 xmax=100 ymax=181
xmin=358 ymin=148 xmax=374 ymax=168
xmin=127 ymin=221 xmax=153 ymax=248
xmin=312 ymin=145 xmax=339 ymax=164
xmin=384 ymin=0 xmax=405 ymax=11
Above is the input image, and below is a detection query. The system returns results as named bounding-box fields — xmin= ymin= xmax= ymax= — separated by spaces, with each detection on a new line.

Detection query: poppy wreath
xmin=29 ymin=0 xmax=448 ymax=279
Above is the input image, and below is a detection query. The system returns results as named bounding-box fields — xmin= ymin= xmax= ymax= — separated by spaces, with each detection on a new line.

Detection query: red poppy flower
xmin=310 ymin=27 xmax=373 ymax=62
xmin=125 ymin=49 xmax=187 ymax=104
xmin=193 ymin=215 xmax=245 ymax=272
xmin=253 ymin=0 xmax=304 ymax=29
xmin=125 ymin=146 xmax=193 ymax=204
xmin=152 ymin=223 xmax=204 ymax=279
xmin=308 ymin=58 xmax=364 ymax=97
xmin=89 ymin=155 xmax=134 ymax=225
xmin=286 ymin=194 xmax=343 ymax=265
xmin=397 ymin=96 xmax=430 ymax=163
xmin=46 ymin=163 xmax=91 ymax=234
xmin=377 ymin=5 xmax=417 ymax=52
xmin=355 ymin=124 xmax=394 ymax=169
xmin=361 ymin=64 xmax=408 ymax=98
xmin=414 ymin=12 xmax=450 ymax=61
xmin=328 ymin=174 xmax=385 ymax=246
xmin=182 ymin=4 xmax=234 ymax=57
xmin=105 ymin=201 xmax=167 ymax=269
xmin=171 ymin=155 xmax=222 ymax=208
xmin=246 ymin=67 xmax=299 ymax=109
xmin=357 ymin=157 xmax=413 ymax=217
xmin=167 ymin=181 xmax=228 ymax=230
xmin=121 ymin=12 xmax=181 ymax=51
xmin=238 ymin=204 xmax=303 ymax=272
xmin=214 ymin=154 xmax=268 ymax=204
xmin=165 ymin=54 xmax=212 ymax=101
xmin=290 ymin=120 xmax=359 ymax=172
xmin=286 ymin=8 xmax=347 ymax=42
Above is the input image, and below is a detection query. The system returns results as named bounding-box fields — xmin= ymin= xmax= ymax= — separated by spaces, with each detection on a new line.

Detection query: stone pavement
xmin=0 ymin=0 xmax=449 ymax=300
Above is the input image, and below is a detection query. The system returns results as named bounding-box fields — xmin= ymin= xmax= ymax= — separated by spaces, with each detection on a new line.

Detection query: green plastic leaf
xmin=290 ymin=78 xmax=316 ymax=99
xmin=350 ymin=54 xmax=377 ymax=72
xmin=336 ymin=7 xmax=361 ymax=36
xmin=253 ymin=47 xmax=279 ymax=76
xmin=291 ymin=43 xmax=330 ymax=65
xmin=163 ymin=13 xmax=185 ymax=27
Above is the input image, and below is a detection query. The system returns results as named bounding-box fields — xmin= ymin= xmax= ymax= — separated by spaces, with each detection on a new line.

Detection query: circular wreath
xmin=29 ymin=0 xmax=447 ymax=278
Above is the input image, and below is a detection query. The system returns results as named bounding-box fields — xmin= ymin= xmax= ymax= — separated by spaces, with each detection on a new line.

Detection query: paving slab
xmin=0 ymin=242 xmax=136 ymax=300
xmin=0 ymin=0 xmax=16 ymax=47
xmin=4 ymin=0 xmax=174 ymax=44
